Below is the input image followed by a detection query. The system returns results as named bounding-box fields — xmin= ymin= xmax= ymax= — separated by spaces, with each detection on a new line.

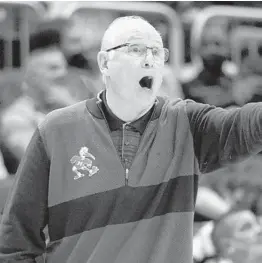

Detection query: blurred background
xmin=2 ymin=1 xmax=262 ymax=261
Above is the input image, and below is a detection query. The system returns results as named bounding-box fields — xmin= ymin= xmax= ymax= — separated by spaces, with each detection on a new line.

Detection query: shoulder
xmin=158 ymin=98 xmax=194 ymax=124
xmin=162 ymin=98 xmax=220 ymax=124
xmin=183 ymin=99 xmax=218 ymax=116
xmin=38 ymin=100 xmax=87 ymax=132
xmin=163 ymin=98 xmax=200 ymax=113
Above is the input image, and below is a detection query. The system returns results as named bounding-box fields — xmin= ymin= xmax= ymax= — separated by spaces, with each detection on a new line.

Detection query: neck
xmin=105 ymin=89 xmax=154 ymax=122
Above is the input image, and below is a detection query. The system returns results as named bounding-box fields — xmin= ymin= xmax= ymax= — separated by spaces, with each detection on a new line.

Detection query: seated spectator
xmin=194 ymin=209 xmax=262 ymax=263
xmin=182 ymin=19 xmax=236 ymax=108
xmin=232 ymin=48 xmax=262 ymax=105
xmin=0 ymin=29 xmax=76 ymax=171
xmin=61 ymin=10 xmax=117 ymax=95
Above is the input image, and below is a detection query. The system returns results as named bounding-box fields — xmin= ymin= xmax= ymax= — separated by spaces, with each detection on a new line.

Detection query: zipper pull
xmin=125 ymin=168 xmax=129 ymax=185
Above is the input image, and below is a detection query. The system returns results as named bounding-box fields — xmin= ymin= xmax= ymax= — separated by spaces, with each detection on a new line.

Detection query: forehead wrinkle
xmin=102 ymin=17 xmax=163 ymax=50
xmin=118 ymin=29 xmax=163 ymax=47
xmin=127 ymin=36 xmax=163 ymax=47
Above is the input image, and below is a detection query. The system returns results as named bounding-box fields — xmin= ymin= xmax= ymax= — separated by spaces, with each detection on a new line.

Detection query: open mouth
xmin=139 ymin=76 xmax=153 ymax=89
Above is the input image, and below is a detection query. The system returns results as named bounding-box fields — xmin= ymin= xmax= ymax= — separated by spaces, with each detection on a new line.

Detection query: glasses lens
xmin=152 ymin=47 xmax=161 ymax=58
xmin=128 ymin=44 xmax=144 ymax=57
xmin=128 ymin=44 xmax=169 ymax=62
xmin=152 ymin=47 xmax=169 ymax=62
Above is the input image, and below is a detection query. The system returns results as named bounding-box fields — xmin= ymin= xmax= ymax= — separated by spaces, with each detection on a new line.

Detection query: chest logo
xmin=70 ymin=147 xmax=99 ymax=180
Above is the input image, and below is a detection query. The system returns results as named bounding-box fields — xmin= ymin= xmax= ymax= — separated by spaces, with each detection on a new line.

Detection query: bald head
xmin=101 ymin=16 xmax=163 ymax=51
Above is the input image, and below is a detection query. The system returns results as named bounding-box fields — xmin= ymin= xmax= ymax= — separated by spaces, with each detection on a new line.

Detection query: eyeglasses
xmin=106 ymin=43 xmax=169 ymax=62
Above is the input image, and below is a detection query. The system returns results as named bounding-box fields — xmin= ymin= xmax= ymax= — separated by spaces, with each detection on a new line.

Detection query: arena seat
xmin=0 ymin=70 xmax=23 ymax=111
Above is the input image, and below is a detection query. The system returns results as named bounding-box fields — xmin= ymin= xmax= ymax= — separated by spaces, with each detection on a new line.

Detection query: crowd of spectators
xmin=1 ymin=2 xmax=262 ymax=262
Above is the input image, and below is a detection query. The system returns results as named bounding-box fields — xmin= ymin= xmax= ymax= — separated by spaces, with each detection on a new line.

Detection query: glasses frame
xmin=106 ymin=43 xmax=169 ymax=62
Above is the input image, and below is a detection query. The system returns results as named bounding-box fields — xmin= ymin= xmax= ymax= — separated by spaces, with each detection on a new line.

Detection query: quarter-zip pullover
xmin=1 ymin=94 xmax=262 ymax=263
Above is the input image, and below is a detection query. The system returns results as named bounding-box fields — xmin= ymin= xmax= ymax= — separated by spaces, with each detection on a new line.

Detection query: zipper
xmin=121 ymin=105 xmax=157 ymax=185
xmin=98 ymin=103 xmax=130 ymax=186
xmin=125 ymin=168 xmax=129 ymax=186
xmin=122 ymin=123 xmax=130 ymax=186
xmin=121 ymin=123 xmax=127 ymax=161
xmin=97 ymin=102 xmax=126 ymax=169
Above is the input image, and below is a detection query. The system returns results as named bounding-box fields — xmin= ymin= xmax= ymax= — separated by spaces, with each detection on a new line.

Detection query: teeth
xmin=139 ymin=76 xmax=153 ymax=89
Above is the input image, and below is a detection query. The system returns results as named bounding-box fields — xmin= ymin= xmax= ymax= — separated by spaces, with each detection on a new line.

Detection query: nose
xmin=141 ymin=49 xmax=154 ymax=68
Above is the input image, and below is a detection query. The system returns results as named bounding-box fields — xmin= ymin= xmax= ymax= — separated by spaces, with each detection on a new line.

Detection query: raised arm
xmin=186 ymin=100 xmax=262 ymax=173
xmin=0 ymin=128 xmax=49 ymax=262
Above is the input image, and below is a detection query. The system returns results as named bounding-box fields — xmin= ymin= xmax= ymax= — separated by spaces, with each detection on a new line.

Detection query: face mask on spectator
xmin=67 ymin=53 xmax=91 ymax=70
xmin=201 ymin=53 xmax=226 ymax=73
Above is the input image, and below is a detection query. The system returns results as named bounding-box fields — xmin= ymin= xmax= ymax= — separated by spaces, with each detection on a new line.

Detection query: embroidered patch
xmin=70 ymin=147 xmax=99 ymax=180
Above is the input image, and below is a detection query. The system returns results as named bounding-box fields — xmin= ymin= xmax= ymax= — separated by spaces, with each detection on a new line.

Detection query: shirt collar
xmin=85 ymin=90 xmax=164 ymax=134
xmin=100 ymin=90 xmax=154 ymax=134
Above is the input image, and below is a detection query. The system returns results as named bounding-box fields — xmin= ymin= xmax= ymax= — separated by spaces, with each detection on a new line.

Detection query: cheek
xmin=154 ymin=71 xmax=164 ymax=85
xmin=108 ymin=59 xmax=140 ymax=79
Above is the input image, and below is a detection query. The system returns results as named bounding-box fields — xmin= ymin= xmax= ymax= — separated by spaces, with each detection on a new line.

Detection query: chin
xmin=135 ymin=89 xmax=157 ymax=104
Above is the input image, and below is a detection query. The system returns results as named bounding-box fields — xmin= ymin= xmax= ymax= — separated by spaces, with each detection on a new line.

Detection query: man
xmin=182 ymin=18 xmax=237 ymax=108
xmin=0 ymin=29 xmax=76 ymax=169
xmin=61 ymin=10 xmax=182 ymax=100
xmin=194 ymin=209 xmax=262 ymax=263
xmin=1 ymin=16 xmax=262 ymax=263
xmin=212 ymin=209 xmax=262 ymax=263
xmin=61 ymin=10 xmax=117 ymax=96
xmin=232 ymin=44 xmax=262 ymax=106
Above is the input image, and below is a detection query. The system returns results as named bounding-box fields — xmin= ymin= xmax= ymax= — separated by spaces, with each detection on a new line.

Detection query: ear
xmin=97 ymin=51 xmax=110 ymax=76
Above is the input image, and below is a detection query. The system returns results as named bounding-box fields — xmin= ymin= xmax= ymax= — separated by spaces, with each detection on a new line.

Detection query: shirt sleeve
xmin=186 ymin=100 xmax=262 ymax=173
xmin=0 ymin=127 xmax=49 ymax=262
